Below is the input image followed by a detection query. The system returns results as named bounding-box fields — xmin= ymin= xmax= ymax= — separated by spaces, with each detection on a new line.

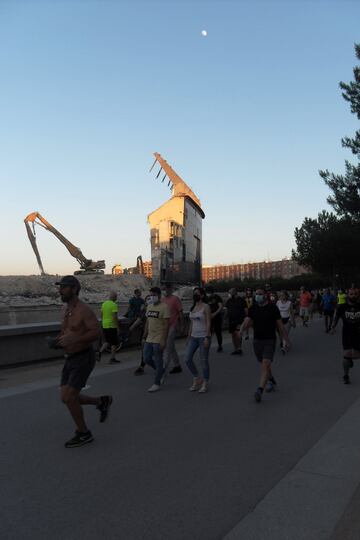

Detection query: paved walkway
xmin=1 ymin=319 xmax=360 ymax=539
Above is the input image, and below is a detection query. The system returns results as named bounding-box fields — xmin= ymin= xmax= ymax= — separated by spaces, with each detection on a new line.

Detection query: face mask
xmin=255 ymin=294 xmax=265 ymax=304
xmin=147 ymin=295 xmax=158 ymax=305
xmin=193 ymin=294 xmax=201 ymax=302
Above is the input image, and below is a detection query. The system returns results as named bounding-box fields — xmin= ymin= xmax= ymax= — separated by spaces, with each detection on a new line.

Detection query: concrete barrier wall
xmin=0 ymin=315 xmax=192 ymax=368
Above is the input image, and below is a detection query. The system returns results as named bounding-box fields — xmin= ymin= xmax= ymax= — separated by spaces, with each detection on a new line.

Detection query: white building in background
xmin=148 ymin=153 xmax=205 ymax=285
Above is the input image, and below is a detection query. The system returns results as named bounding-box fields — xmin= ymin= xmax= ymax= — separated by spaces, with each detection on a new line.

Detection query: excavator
xmin=24 ymin=212 xmax=105 ymax=275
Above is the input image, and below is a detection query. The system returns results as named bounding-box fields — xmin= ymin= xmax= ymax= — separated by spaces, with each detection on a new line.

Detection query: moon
xmin=201 ymin=30 xmax=207 ymax=37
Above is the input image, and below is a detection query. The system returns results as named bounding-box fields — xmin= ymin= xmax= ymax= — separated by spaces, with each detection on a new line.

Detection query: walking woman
xmin=185 ymin=288 xmax=212 ymax=393
xmin=276 ymin=291 xmax=295 ymax=352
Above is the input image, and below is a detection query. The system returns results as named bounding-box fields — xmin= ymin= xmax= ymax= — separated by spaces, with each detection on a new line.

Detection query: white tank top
xmin=276 ymin=300 xmax=291 ymax=319
xmin=189 ymin=307 xmax=207 ymax=338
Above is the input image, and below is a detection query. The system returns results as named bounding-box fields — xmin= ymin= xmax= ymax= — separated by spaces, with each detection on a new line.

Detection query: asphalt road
xmin=1 ymin=318 xmax=359 ymax=540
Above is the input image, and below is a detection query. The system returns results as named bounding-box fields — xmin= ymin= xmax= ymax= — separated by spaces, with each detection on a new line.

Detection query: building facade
xmin=148 ymin=153 xmax=205 ymax=285
xmin=202 ymin=259 xmax=308 ymax=283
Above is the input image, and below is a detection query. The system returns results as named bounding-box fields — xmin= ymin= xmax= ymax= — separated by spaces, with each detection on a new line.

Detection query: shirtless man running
xmin=55 ymin=276 xmax=113 ymax=448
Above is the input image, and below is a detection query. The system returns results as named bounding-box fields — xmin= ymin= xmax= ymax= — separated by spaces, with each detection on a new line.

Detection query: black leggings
xmin=212 ymin=316 xmax=223 ymax=347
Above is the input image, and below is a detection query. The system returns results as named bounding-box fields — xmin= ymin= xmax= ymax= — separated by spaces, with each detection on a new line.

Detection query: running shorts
xmin=61 ymin=348 xmax=96 ymax=390
xmin=281 ymin=317 xmax=290 ymax=325
xmin=323 ymin=309 xmax=334 ymax=318
xmin=253 ymin=339 xmax=276 ymax=362
xmin=103 ymin=328 xmax=119 ymax=346
xmin=229 ymin=318 xmax=244 ymax=334
xmin=342 ymin=331 xmax=360 ymax=352
xmin=299 ymin=307 xmax=309 ymax=317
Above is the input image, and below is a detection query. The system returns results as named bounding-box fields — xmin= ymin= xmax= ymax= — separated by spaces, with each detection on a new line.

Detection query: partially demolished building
xmin=148 ymin=153 xmax=205 ymax=285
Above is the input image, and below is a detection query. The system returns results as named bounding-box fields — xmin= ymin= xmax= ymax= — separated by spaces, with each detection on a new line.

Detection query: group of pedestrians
xmin=52 ymin=275 xmax=360 ymax=448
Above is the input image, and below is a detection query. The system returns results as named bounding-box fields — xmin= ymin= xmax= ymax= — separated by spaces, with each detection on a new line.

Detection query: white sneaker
xmin=189 ymin=378 xmax=203 ymax=392
xmin=198 ymin=381 xmax=209 ymax=393
xmin=148 ymin=384 xmax=161 ymax=393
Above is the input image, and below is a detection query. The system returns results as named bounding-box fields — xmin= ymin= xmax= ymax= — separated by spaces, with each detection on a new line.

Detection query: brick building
xmin=202 ymin=259 xmax=308 ymax=283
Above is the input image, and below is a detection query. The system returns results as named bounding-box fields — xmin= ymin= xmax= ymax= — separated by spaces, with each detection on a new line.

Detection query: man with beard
xmin=54 ymin=276 xmax=113 ymax=448
xmin=331 ymin=288 xmax=360 ymax=384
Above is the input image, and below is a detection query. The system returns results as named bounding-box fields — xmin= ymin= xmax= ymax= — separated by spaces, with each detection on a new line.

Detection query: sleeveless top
xmin=189 ymin=307 xmax=207 ymax=338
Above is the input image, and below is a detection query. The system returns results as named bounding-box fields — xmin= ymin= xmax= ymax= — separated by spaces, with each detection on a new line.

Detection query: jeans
xmin=143 ymin=342 xmax=164 ymax=385
xmin=185 ymin=336 xmax=210 ymax=381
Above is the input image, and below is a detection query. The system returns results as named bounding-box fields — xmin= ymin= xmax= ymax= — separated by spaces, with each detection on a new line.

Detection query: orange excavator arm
xmin=24 ymin=212 xmax=105 ymax=275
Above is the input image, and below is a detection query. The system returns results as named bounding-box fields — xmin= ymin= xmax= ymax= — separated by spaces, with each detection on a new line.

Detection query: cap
xmin=55 ymin=275 xmax=81 ymax=290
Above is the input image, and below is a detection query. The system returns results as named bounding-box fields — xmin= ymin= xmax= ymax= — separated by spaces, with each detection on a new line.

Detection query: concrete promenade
xmin=1 ymin=318 xmax=360 ymax=539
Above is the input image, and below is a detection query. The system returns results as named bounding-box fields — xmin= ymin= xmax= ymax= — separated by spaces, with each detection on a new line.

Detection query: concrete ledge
xmin=0 ymin=314 xmax=192 ymax=368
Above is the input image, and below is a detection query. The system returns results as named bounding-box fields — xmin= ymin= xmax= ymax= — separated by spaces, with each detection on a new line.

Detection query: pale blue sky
xmin=0 ymin=0 xmax=359 ymax=275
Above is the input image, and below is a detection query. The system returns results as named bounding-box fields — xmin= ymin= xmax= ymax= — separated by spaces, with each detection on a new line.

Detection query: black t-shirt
xmin=335 ymin=302 xmax=360 ymax=339
xmin=248 ymin=302 xmax=281 ymax=340
xmin=208 ymin=294 xmax=223 ymax=317
xmin=225 ymin=296 xmax=246 ymax=321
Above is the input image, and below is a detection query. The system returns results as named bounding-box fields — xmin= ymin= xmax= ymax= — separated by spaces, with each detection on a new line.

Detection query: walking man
xmin=55 ymin=276 xmax=112 ymax=448
xmin=206 ymin=285 xmax=224 ymax=352
xmin=143 ymin=286 xmax=170 ymax=392
xmin=331 ymin=288 xmax=360 ymax=384
xmin=162 ymin=282 xmax=184 ymax=375
xmin=239 ymin=287 xmax=290 ymax=402
xmin=225 ymin=288 xmax=247 ymax=355
xmin=100 ymin=291 xmax=120 ymax=363
xmin=321 ymin=287 xmax=337 ymax=333
xmin=299 ymin=286 xmax=313 ymax=327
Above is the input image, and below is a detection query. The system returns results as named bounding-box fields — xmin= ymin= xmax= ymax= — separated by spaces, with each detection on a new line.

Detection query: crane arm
xmin=153 ymin=153 xmax=202 ymax=209
xmin=24 ymin=212 xmax=105 ymax=272
xmin=24 ymin=220 xmax=46 ymax=275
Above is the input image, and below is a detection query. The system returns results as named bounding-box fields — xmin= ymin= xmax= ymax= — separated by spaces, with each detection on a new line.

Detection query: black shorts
xmin=323 ymin=309 xmax=334 ymax=318
xmin=229 ymin=318 xmax=244 ymax=334
xmin=342 ymin=332 xmax=360 ymax=352
xmin=281 ymin=317 xmax=290 ymax=325
xmin=253 ymin=339 xmax=276 ymax=362
xmin=60 ymin=349 xmax=96 ymax=390
xmin=103 ymin=328 xmax=119 ymax=346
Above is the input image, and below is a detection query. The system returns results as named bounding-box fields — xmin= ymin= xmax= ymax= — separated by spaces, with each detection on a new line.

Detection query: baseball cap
xmin=55 ymin=275 xmax=81 ymax=290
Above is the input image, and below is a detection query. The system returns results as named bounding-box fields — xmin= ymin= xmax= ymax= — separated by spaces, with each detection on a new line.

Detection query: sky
xmin=0 ymin=0 xmax=359 ymax=276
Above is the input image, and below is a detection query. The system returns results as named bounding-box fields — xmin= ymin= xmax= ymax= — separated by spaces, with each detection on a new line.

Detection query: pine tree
xmin=319 ymin=43 xmax=360 ymax=221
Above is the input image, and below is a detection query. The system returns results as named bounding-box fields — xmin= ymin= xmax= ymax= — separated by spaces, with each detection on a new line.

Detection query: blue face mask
xmin=255 ymin=294 xmax=264 ymax=304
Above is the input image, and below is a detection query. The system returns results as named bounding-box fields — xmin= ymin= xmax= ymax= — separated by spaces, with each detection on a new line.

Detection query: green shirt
xmin=101 ymin=300 xmax=118 ymax=329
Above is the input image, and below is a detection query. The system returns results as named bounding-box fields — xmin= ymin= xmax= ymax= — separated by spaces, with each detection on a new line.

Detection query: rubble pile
xmin=0 ymin=274 xmax=151 ymax=308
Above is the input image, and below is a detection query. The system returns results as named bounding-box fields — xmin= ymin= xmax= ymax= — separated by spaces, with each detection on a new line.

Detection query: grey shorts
xmin=60 ymin=348 xmax=95 ymax=390
xmin=253 ymin=339 xmax=276 ymax=363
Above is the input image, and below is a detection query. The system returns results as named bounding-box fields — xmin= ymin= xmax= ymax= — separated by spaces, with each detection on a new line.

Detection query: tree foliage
xmin=293 ymin=44 xmax=360 ymax=285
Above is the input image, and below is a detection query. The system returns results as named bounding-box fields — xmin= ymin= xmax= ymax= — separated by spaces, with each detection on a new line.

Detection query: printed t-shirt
xmin=225 ymin=296 xmax=246 ymax=321
xmin=248 ymin=303 xmax=281 ymax=340
xmin=335 ymin=302 xmax=360 ymax=347
xmin=146 ymin=302 xmax=170 ymax=343
xmin=163 ymin=295 xmax=183 ymax=328
xmin=300 ymin=291 xmax=312 ymax=308
xmin=101 ymin=300 xmax=118 ymax=329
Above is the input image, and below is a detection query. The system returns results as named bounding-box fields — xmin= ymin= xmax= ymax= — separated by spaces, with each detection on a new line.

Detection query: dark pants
xmin=212 ymin=315 xmax=223 ymax=347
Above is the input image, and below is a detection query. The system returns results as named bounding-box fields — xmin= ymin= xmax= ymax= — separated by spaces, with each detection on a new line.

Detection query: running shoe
xmin=64 ymin=430 xmax=94 ymax=448
xmin=198 ymin=381 xmax=209 ymax=393
xmin=134 ymin=367 xmax=144 ymax=376
xmin=189 ymin=378 xmax=203 ymax=392
xmin=109 ymin=358 xmax=121 ymax=364
xmin=148 ymin=384 xmax=161 ymax=393
xmin=266 ymin=381 xmax=277 ymax=392
xmin=254 ymin=389 xmax=262 ymax=402
xmin=217 ymin=346 xmax=223 ymax=352
xmin=245 ymin=335 xmax=249 ymax=340
xmin=97 ymin=395 xmax=113 ymax=423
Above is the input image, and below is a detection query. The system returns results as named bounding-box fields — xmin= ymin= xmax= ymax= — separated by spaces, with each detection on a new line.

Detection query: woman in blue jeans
xmin=185 ymin=288 xmax=212 ymax=393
